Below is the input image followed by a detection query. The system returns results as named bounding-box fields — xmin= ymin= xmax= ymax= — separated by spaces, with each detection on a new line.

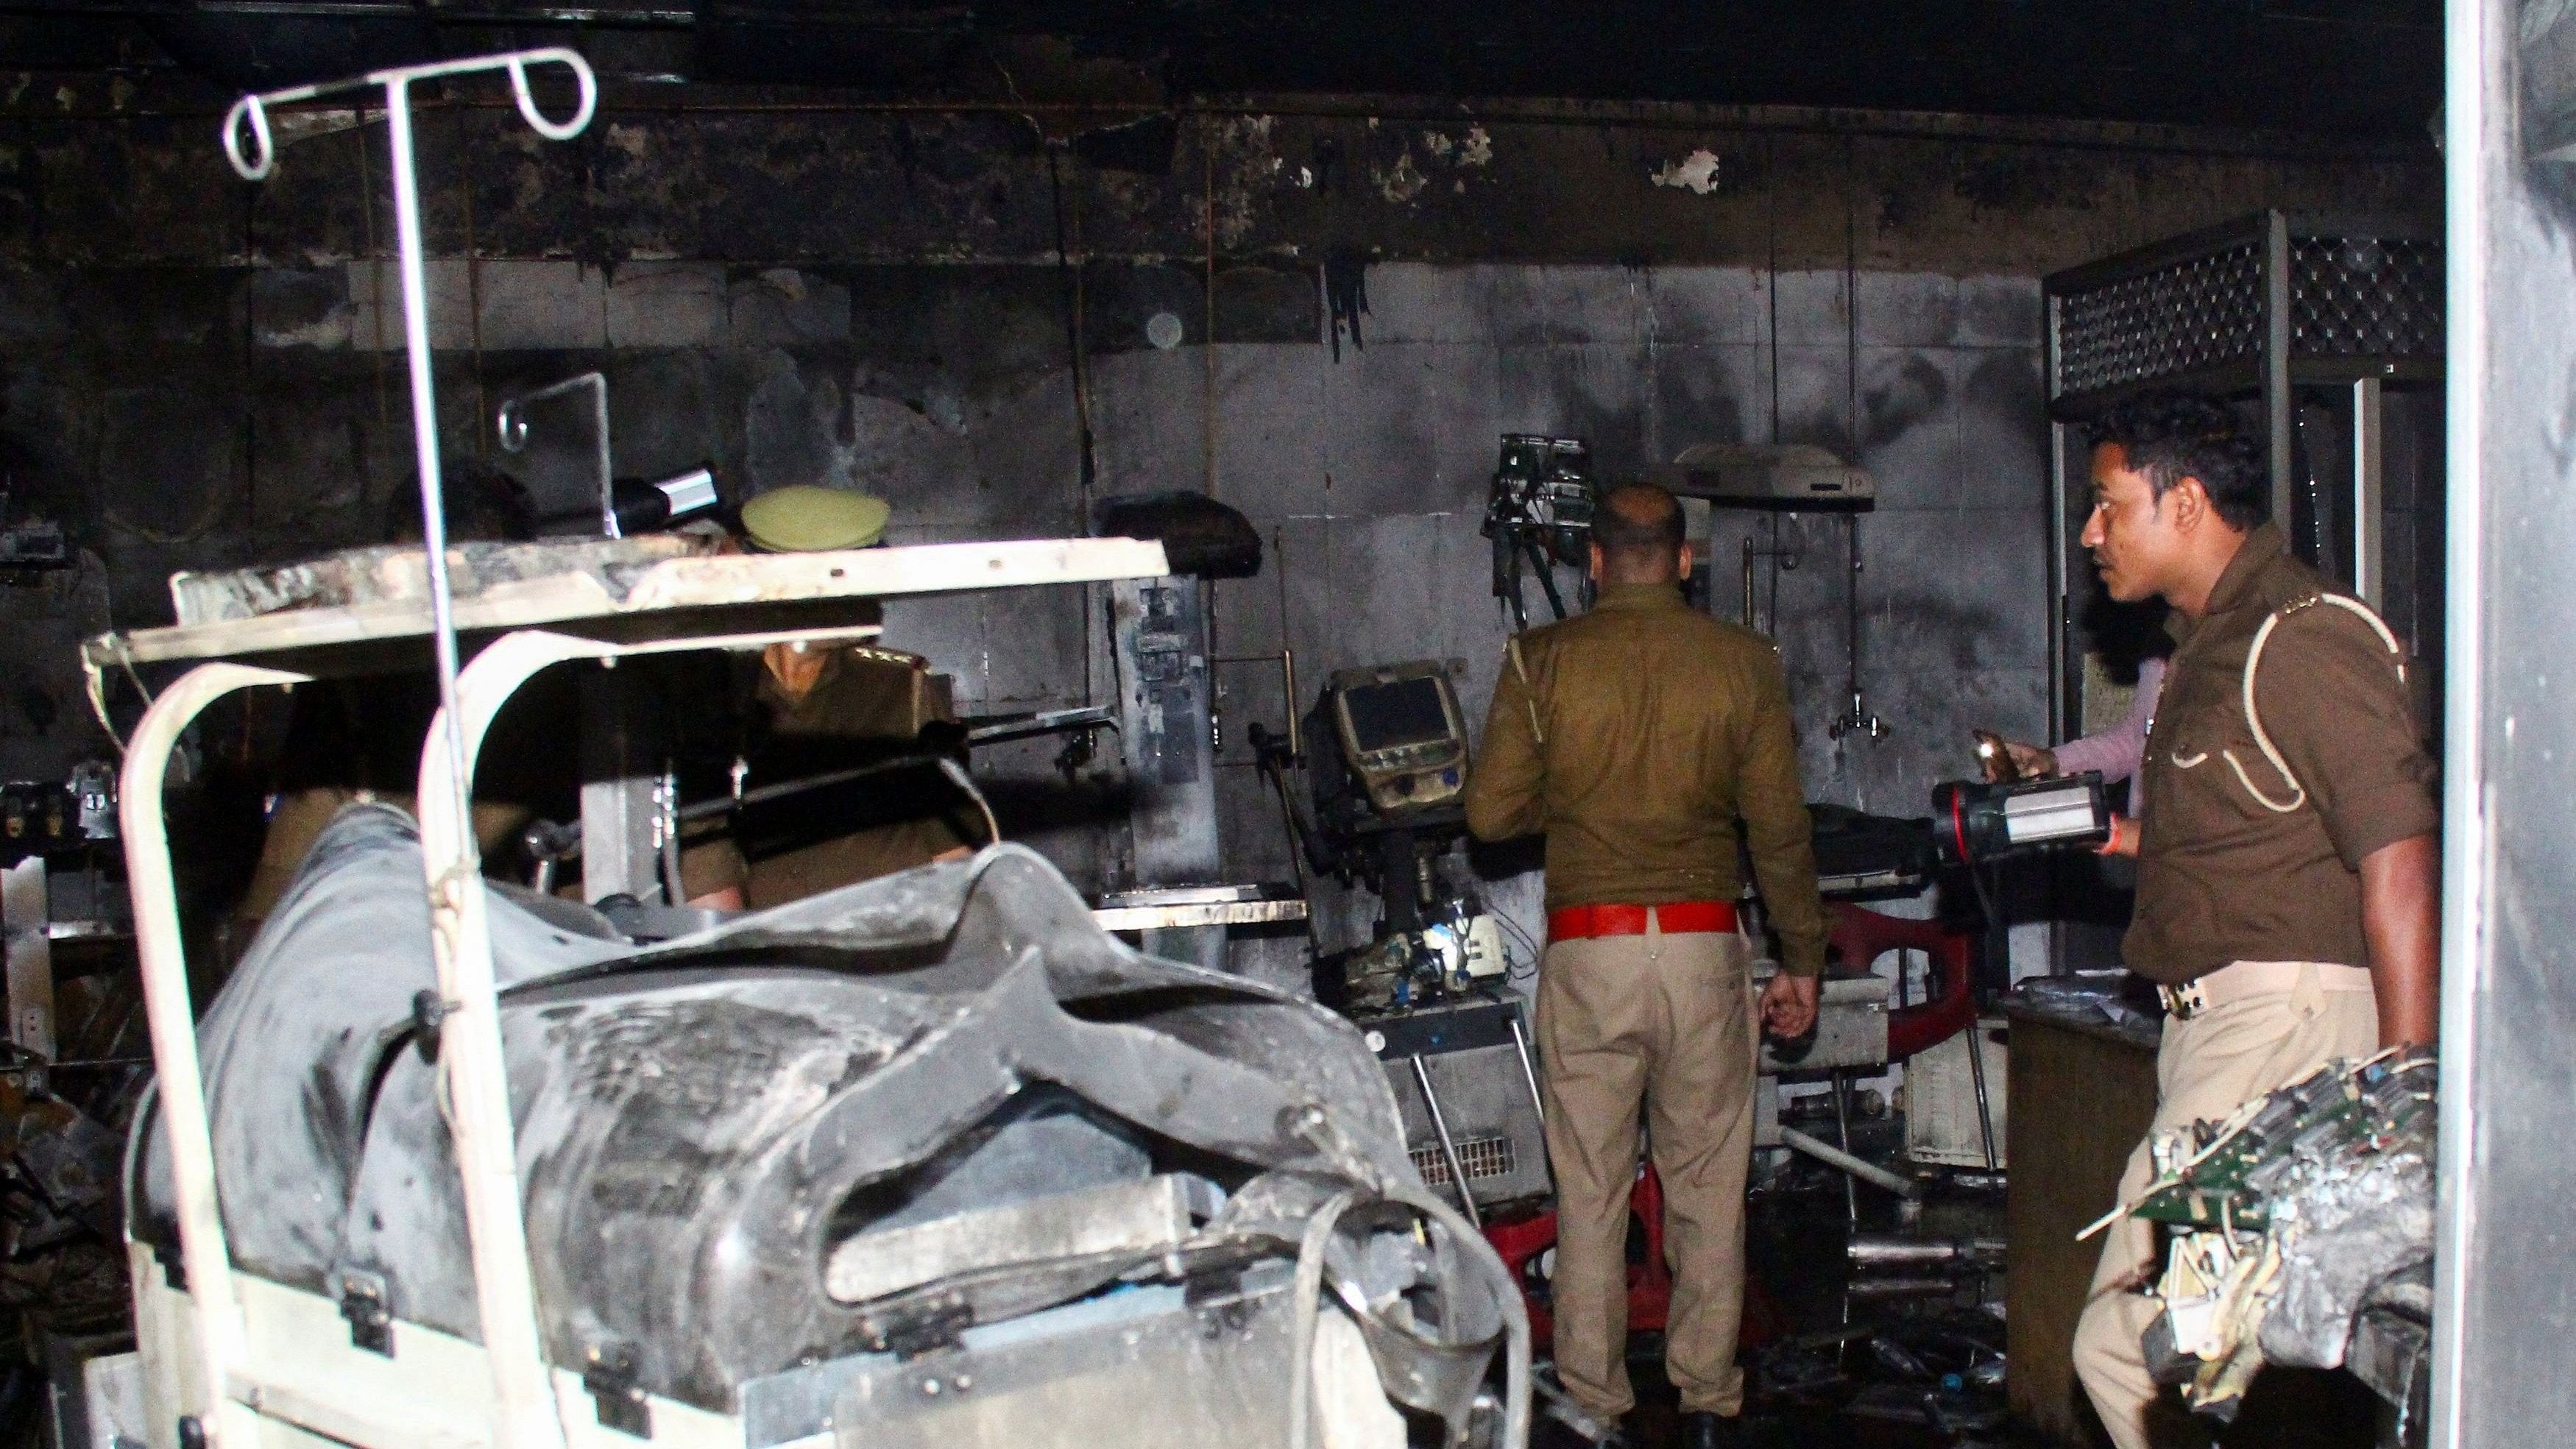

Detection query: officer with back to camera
xmin=2065 ymin=394 xmax=2438 ymax=1448
xmin=1464 ymin=481 xmax=1827 ymax=1449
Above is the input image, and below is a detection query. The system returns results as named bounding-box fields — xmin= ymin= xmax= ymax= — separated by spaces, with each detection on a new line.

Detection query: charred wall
xmin=0 ymin=77 xmax=2435 ymax=966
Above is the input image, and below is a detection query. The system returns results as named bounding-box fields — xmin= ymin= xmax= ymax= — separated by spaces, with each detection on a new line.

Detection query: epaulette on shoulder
xmin=2253 ymin=550 xmax=2330 ymax=612
xmin=2229 ymin=577 xmax=2407 ymax=815
xmin=1514 ymin=613 xmax=1578 ymax=653
xmin=2271 ymin=587 xmax=2390 ymax=647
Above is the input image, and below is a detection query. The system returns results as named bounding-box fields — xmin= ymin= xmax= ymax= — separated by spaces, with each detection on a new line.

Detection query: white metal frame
xmin=112 ymin=39 xmax=1190 ymax=1449
xmin=2430 ymin=1 xmax=2488 ymax=1442
xmin=122 ymin=662 xmax=312 ymax=1449
xmin=414 ymin=622 xmax=888 ymax=1449
xmin=101 ymin=534 xmax=1170 ymax=1449
xmin=222 ymin=49 xmax=600 ymax=941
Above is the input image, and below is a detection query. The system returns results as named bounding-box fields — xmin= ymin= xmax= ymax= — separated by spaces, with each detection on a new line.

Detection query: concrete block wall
xmin=1187 ymin=263 xmax=2048 ymax=987
xmin=0 ymin=87 xmax=2432 ymax=989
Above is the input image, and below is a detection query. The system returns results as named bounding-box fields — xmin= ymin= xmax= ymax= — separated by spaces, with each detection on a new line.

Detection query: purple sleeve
xmin=2052 ymin=657 xmax=2164 ymax=786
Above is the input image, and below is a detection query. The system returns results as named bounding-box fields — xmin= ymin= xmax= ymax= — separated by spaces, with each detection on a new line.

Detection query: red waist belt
xmin=1548 ymin=900 xmax=1739 ymax=942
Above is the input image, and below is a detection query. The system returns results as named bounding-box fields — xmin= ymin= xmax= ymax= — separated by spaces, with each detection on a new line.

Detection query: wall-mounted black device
xmin=1483 ymin=434 xmax=1596 ymax=630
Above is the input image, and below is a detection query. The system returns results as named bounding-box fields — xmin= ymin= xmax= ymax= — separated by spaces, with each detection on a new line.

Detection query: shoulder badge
xmin=2226 ymin=590 xmax=2407 ymax=814
xmin=1505 ymin=635 xmax=1546 ymax=747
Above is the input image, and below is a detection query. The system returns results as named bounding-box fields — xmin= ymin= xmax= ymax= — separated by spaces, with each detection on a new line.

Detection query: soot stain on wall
xmin=0 ymin=84 xmax=2432 ymax=927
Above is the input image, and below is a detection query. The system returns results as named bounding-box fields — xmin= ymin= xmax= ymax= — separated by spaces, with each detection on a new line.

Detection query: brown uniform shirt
xmin=1463 ymin=581 xmax=1829 ymax=977
xmin=741 ymin=647 xmax=972 ymax=907
xmin=2126 ymin=524 xmax=2438 ymax=985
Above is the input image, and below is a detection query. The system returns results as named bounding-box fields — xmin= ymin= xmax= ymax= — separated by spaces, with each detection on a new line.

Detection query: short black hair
xmin=2084 ymin=392 xmax=2268 ymax=531
xmin=1593 ymin=482 xmax=1684 ymax=560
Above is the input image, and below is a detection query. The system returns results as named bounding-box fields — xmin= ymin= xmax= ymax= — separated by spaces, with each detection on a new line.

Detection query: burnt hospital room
xmin=4 ymin=4 xmax=2575 ymax=1449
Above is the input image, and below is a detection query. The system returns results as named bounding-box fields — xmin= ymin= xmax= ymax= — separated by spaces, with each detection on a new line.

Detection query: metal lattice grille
xmin=1411 ymin=1136 xmax=1517 ymax=1186
xmin=2055 ymin=243 xmax=2265 ymax=397
xmin=2289 ymin=235 xmax=2442 ymax=359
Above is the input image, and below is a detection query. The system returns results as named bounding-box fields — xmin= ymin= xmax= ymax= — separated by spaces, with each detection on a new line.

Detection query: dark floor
xmin=1594 ymin=1112 xmax=2384 ymax=1449
xmin=1606 ymin=1113 xmax=2011 ymax=1449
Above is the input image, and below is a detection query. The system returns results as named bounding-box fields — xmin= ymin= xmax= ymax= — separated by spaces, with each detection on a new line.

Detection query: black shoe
xmin=1677 ymin=1411 xmax=1744 ymax=1449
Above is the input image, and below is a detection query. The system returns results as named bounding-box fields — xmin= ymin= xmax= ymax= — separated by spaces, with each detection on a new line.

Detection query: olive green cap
xmin=740 ymin=485 xmax=892 ymax=552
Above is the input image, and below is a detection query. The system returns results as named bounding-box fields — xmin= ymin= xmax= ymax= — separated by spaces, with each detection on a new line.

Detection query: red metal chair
xmin=1483 ymin=904 xmax=1972 ymax=1353
xmin=1481 ymin=1163 xmax=1783 ymax=1353
xmin=1830 ymin=901 xmax=1978 ymax=1062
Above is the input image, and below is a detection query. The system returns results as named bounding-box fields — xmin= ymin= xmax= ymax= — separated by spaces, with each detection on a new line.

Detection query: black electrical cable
xmin=1046 ymin=147 xmax=1098 ymax=509
xmin=1493 ymin=910 xmax=1545 ymax=982
xmin=1847 ymin=512 xmax=1864 ymax=709
xmin=1767 ymin=513 xmax=1786 ymax=637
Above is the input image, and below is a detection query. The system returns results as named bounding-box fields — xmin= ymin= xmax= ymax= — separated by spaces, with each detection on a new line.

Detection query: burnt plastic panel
xmin=131 ymin=806 xmax=1412 ymax=1411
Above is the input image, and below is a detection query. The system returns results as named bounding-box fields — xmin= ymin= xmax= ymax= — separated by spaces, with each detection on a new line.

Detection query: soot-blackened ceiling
xmin=0 ymin=0 xmax=2439 ymax=138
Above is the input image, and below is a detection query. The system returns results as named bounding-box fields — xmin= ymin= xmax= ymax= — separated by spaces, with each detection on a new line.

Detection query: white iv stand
xmin=221 ymin=49 xmax=596 ymax=1449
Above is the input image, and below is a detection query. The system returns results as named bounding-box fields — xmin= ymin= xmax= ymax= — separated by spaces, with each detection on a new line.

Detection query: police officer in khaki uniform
xmin=1465 ymin=483 xmax=1827 ymax=1449
xmin=2064 ymin=395 xmax=2439 ymax=1448
xmin=729 ymin=485 xmax=980 ymax=906
xmin=738 ymin=638 xmax=976 ymax=904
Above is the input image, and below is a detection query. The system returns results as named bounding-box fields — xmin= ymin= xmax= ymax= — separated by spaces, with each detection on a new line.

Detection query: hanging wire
xmin=1496 ymin=913 xmax=1543 ymax=984
xmin=1766 ymin=132 xmax=1782 ymax=447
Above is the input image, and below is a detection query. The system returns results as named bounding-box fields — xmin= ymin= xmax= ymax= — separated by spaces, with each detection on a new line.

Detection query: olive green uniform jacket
xmin=1462 ymin=581 xmax=1829 ymax=977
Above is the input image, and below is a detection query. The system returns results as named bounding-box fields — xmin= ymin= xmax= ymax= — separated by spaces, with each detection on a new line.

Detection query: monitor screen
xmin=1343 ymin=676 xmax=1454 ymax=754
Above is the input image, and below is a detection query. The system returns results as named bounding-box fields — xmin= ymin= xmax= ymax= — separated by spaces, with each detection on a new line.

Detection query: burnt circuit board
xmin=2131 ymin=1053 xmax=2436 ymax=1232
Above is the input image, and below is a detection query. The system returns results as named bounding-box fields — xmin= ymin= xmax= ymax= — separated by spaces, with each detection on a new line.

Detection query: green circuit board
xmin=2129 ymin=1055 xmax=2435 ymax=1232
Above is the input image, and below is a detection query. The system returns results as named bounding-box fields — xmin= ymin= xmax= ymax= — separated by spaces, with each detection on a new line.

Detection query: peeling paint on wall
xmin=1211 ymin=113 xmax=1279 ymax=249
xmin=1650 ymin=149 xmax=1723 ymax=195
xmin=1374 ymin=149 xmax=1429 ymax=204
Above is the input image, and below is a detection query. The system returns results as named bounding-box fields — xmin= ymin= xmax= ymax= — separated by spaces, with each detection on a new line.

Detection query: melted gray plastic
xmin=130 ymin=805 xmax=1426 ymax=1413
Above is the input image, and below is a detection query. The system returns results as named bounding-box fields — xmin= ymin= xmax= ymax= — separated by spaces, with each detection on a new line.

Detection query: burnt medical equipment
xmin=1246 ymin=661 xmax=1541 ymax=1222
xmin=74 ymin=48 xmax=1529 ymax=1449
xmin=1328 ymin=662 xmax=1472 ymax=816
xmin=1288 ymin=659 xmax=1480 ymax=946
xmin=1365 ymin=996 xmax=1551 ymax=1225
xmin=2095 ymin=1050 xmax=2435 ymax=1437
xmin=81 ymin=521 xmax=1528 ymax=1449
xmin=1648 ymin=442 xmax=1889 ymax=743
xmin=1930 ymin=772 xmax=2111 ymax=867
xmin=1649 ymin=442 xmax=1875 ymax=510
xmin=1483 ymin=434 xmax=1596 ymax=631
xmin=1 ymin=763 xmax=117 ymax=868
xmin=1089 ymin=494 xmax=1285 ymax=967
xmin=1329 ymin=907 xmax=1509 ymax=1017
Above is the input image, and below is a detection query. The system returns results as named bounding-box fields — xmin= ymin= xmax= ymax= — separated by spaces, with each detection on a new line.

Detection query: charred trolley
xmin=85 ymin=534 xmax=1528 ymax=1449
xmin=70 ymin=43 xmax=1526 ymax=1449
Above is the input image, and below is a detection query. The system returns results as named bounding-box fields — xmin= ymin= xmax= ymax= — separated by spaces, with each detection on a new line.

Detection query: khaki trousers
xmin=2071 ymin=964 xmax=2379 ymax=1449
xmin=1536 ymin=918 xmax=1755 ymax=1420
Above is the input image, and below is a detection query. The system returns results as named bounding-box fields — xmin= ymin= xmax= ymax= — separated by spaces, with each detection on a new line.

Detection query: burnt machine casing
xmin=125 ymin=811 xmax=1468 ymax=1431
xmin=1365 ymin=996 xmax=1551 ymax=1214
xmin=1327 ymin=662 xmax=1471 ymax=816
